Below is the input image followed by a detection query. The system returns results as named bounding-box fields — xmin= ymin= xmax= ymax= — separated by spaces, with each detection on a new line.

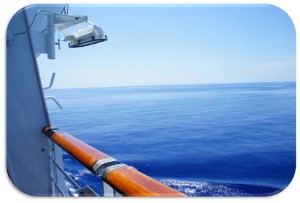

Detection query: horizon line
xmin=45 ymin=80 xmax=296 ymax=91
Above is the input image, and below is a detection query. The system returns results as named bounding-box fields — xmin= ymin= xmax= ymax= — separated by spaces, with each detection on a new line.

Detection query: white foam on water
xmin=65 ymin=181 xmax=78 ymax=197
xmin=160 ymin=179 xmax=249 ymax=196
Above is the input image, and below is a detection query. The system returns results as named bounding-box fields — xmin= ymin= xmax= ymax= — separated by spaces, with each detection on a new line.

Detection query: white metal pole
xmin=47 ymin=14 xmax=55 ymax=59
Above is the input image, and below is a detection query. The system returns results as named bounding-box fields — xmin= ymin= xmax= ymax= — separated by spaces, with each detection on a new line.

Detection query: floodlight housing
xmin=66 ymin=25 xmax=107 ymax=48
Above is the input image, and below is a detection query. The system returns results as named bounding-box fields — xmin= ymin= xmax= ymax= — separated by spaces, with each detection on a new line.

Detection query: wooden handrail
xmin=43 ymin=126 xmax=186 ymax=197
xmin=103 ymin=165 xmax=186 ymax=196
xmin=43 ymin=126 xmax=111 ymax=171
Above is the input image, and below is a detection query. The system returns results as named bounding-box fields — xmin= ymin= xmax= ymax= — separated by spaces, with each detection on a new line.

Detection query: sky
xmin=37 ymin=4 xmax=296 ymax=89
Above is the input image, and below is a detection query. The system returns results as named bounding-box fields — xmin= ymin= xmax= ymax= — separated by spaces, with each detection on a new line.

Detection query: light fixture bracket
xmin=31 ymin=13 xmax=107 ymax=59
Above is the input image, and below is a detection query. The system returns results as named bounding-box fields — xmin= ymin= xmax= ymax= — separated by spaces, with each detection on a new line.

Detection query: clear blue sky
xmin=38 ymin=4 xmax=296 ymax=89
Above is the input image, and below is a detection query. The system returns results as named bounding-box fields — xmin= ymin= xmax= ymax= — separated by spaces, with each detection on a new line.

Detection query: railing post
xmin=102 ymin=181 xmax=114 ymax=197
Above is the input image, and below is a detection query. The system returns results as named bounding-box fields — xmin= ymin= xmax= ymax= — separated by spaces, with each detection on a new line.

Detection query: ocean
xmin=45 ymin=82 xmax=296 ymax=196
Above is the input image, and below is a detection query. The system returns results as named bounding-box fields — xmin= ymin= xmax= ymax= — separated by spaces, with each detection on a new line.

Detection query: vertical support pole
xmin=47 ymin=14 xmax=55 ymax=59
xmin=102 ymin=181 xmax=114 ymax=197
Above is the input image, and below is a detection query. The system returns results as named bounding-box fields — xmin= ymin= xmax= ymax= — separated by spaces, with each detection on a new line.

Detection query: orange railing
xmin=43 ymin=126 xmax=186 ymax=197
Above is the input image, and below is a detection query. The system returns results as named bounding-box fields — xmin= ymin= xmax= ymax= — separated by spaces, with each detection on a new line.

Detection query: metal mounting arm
xmin=43 ymin=73 xmax=56 ymax=89
xmin=45 ymin=96 xmax=63 ymax=109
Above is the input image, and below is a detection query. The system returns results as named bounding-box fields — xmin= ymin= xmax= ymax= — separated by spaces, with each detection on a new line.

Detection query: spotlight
xmin=65 ymin=24 xmax=107 ymax=48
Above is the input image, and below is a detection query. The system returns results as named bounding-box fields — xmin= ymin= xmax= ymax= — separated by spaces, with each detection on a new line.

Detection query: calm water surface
xmin=46 ymin=82 xmax=296 ymax=196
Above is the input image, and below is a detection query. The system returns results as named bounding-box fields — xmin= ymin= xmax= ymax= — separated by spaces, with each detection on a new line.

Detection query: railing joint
xmin=92 ymin=158 xmax=120 ymax=176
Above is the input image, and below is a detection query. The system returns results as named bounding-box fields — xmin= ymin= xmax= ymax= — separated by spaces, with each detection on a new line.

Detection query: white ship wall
xmin=6 ymin=5 xmax=67 ymax=196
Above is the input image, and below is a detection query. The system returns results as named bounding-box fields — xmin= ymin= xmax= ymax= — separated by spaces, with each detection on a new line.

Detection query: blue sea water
xmin=45 ymin=82 xmax=296 ymax=196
